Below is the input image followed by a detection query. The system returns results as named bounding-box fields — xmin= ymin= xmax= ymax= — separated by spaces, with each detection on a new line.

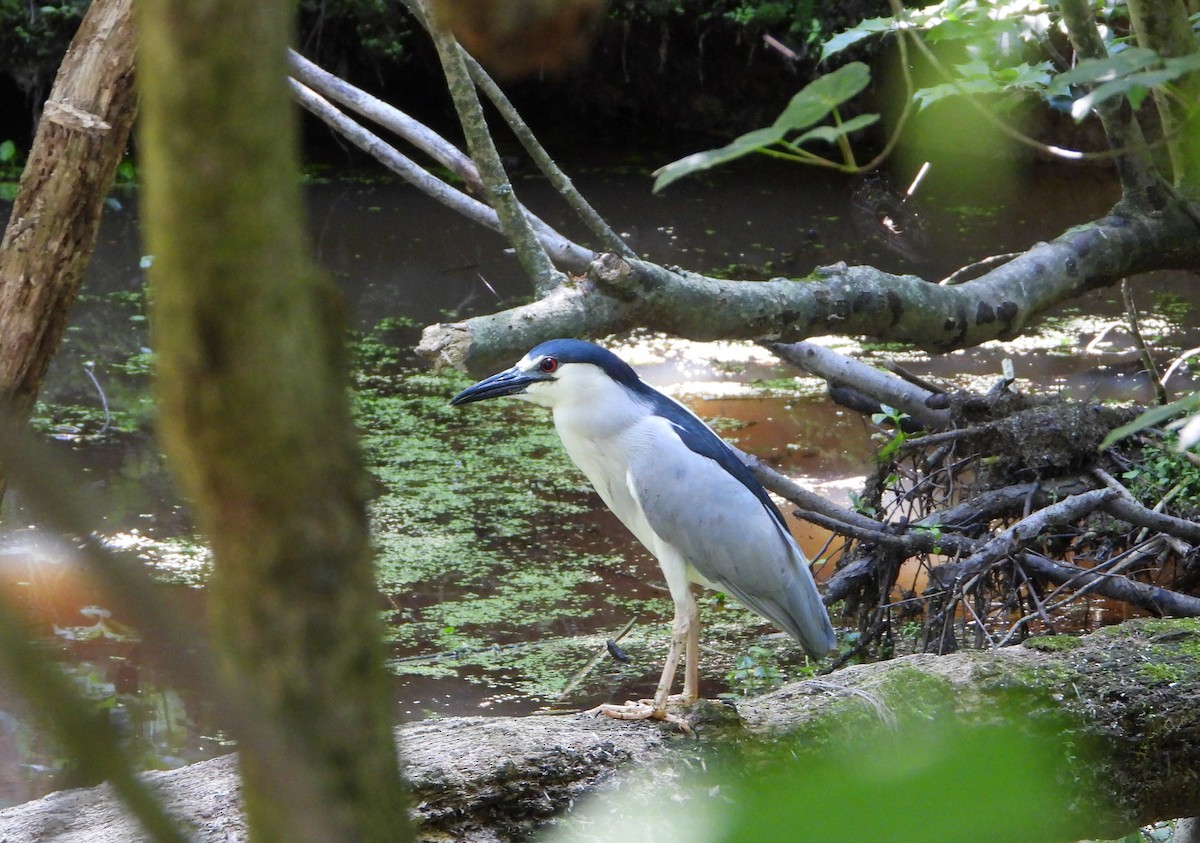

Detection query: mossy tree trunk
xmin=135 ymin=1 xmax=410 ymax=841
xmin=0 ymin=0 xmax=137 ymax=507
xmin=1126 ymin=0 xmax=1200 ymax=198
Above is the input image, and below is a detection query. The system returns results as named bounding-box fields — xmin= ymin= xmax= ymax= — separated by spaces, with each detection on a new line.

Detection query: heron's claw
xmin=585 ymin=700 xmax=694 ymax=734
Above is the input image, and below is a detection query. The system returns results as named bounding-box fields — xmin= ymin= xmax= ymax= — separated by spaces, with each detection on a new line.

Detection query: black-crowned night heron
xmin=451 ymin=339 xmax=836 ymax=725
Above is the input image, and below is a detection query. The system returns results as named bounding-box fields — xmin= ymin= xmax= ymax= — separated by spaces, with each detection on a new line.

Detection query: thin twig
xmin=1021 ymin=551 xmax=1200 ymax=616
xmin=555 ymin=619 xmax=637 ymax=703
xmin=947 ymin=489 xmax=1119 ymax=584
xmin=410 ymin=0 xmax=566 ymax=295
xmin=1161 ymin=346 xmax=1200 ymax=385
xmin=897 ymin=425 xmax=991 ymax=452
xmin=287 ymin=49 xmax=483 ymax=191
xmin=994 ymin=562 xmax=1056 ymax=646
xmin=81 ymin=362 xmax=111 ymax=434
xmin=1122 ymin=278 xmax=1169 ymax=404
xmin=460 ymin=50 xmax=636 ymax=259
xmin=960 ymin=594 xmax=997 ymax=649
xmin=938 ymin=252 xmax=1022 ymax=286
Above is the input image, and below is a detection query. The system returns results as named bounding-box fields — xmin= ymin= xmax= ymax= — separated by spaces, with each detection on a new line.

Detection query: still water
xmin=1 ymin=152 xmax=1197 ymax=805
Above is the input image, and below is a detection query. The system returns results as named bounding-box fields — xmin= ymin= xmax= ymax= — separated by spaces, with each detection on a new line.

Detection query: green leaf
xmin=1053 ymin=47 xmax=1159 ymax=91
xmin=1099 ymin=394 xmax=1200 ymax=451
xmin=1060 ymin=50 xmax=1200 ymax=120
xmin=652 ymin=63 xmax=872 ymax=191
xmin=652 ymin=126 xmax=788 ymax=192
xmin=774 ymin=62 xmax=871 ymax=132
xmin=820 ymin=17 xmax=894 ymax=61
xmin=0 ymin=139 xmax=14 ymax=163
xmin=1071 ymin=68 xmax=1174 ymax=120
xmin=915 ymin=78 xmax=1006 ymax=109
xmin=793 ymin=113 xmax=880 ymax=146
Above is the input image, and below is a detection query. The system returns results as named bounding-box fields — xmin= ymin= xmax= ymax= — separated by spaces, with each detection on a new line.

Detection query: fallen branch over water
xmin=2 ymin=619 xmax=1199 ymax=842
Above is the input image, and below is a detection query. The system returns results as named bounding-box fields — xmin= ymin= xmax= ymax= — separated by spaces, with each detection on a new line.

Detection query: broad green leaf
xmin=1099 ymin=393 xmax=1200 ymax=450
xmin=1052 ymin=47 xmax=1159 ymax=92
xmin=1071 ymin=67 xmax=1180 ymax=120
xmin=915 ymin=78 xmax=1006 ymax=109
xmin=0 ymin=140 xmax=14 ymax=163
xmin=793 ymin=113 xmax=880 ymax=145
xmin=652 ymin=126 xmax=787 ymax=193
xmin=994 ymin=60 xmax=1055 ymax=87
xmin=774 ymin=62 xmax=871 ymax=131
xmin=652 ymin=63 xmax=872 ymax=191
xmin=1166 ymin=51 xmax=1200 ymax=76
xmin=913 ymin=59 xmax=1053 ymax=110
xmin=821 ymin=17 xmax=894 ymax=61
xmin=924 ymin=18 xmax=990 ymax=43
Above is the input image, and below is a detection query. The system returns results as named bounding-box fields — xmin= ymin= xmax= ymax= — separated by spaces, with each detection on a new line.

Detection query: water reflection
xmin=0 ymin=536 xmax=222 ymax=807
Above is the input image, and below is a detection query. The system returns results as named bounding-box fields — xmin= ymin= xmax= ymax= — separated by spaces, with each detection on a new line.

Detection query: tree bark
xmin=414 ymin=0 xmax=566 ymax=296
xmin=135 ymin=1 xmax=409 ymax=841
xmin=418 ymin=200 xmax=1200 ymax=374
xmin=1 ymin=619 xmax=1198 ymax=842
xmin=1125 ymin=0 xmax=1200 ymax=198
xmin=0 ymin=0 xmax=137 ymax=505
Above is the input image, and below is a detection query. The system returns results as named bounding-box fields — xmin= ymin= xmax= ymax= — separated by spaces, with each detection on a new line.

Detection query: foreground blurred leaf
xmin=547 ymin=699 xmax=1101 ymax=843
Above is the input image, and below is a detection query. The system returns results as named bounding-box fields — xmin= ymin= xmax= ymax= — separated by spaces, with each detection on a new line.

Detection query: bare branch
xmin=1104 ymin=494 xmax=1200 ymax=545
xmin=288 ymin=80 xmax=594 ymax=270
xmin=1021 ymin=552 xmax=1200 ymax=617
xmin=1058 ymin=0 xmax=1161 ymax=203
xmin=287 ymin=49 xmax=483 ymax=192
xmin=413 ymin=0 xmax=565 ymax=295
xmin=745 ymin=454 xmax=884 ymax=535
xmin=421 ymin=203 xmax=1200 ymax=372
xmin=934 ymin=489 xmax=1118 ymax=586
xmin=460 ymin=50 xmax=635 ymax=259
xmin=767 ymin=341 xmax=952 ymax=431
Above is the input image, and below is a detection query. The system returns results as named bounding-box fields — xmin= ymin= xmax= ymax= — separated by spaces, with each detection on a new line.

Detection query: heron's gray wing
xmin=627 ymin=417 xmax=835 ymax=658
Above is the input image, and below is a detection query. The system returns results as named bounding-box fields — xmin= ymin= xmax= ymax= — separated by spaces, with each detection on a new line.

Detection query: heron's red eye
xmin=539 ymin=356 xmax=559 ymax=374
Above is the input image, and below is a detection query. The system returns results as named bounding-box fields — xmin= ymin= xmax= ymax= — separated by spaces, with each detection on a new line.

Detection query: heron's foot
xmin=585 ymin=700 xmax=693 ymax=734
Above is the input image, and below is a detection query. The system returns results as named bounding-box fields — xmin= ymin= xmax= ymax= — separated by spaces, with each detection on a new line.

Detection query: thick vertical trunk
xmin=0 ymin=0 xmax=137 ymax=505
xmin=1126 ymin=0 xmax=1200 ymax=197
xmin=135 ymin=1 xmax=411 ymax=841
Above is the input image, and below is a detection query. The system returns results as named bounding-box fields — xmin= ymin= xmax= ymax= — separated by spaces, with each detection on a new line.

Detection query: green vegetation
xmin=1 ymin=138 xmax=24 ymax=200
xmin=869 ymin=404 xmax=913 ymax=462
xmin=28 ymin=289 xmax=156 ymax=438
xmin=1023 ymin=634 xmax=1085 ymax=653
xmin=723 ymin=644 xmax=785 ymax=696
xmin=1121 ymin=435 xmax=1200 ymax=515
xmin=0 ymin=0 xmax=88 ymax=106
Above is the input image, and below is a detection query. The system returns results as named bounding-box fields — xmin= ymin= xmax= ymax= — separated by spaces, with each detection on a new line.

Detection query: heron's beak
xmin=450 ymin=366 xmax=549 ymax=405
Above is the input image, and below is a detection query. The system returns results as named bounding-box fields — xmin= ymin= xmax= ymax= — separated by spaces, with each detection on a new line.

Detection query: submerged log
xmin=2 ymin=618 xmax=1199 ymax=842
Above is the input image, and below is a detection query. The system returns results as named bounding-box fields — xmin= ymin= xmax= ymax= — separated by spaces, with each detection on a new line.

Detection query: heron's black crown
xmin=527 ymin=339 xmax=641 ymax=389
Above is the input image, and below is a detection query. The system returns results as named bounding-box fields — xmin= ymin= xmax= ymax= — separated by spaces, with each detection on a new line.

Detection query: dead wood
xmin=1 ymin=619 xmax=1199 ymax=842
xmin=0 ymin=0 xmax=137 ymax=504
xmin=746 ymin=361 xmax=1200 ymax=653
